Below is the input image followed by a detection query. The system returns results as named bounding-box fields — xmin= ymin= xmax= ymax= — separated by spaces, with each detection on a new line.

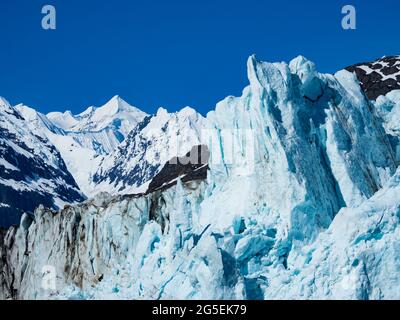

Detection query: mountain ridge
xmin=0 ymin=98 xmax=85 ymax=227
xmin=1 ymin=54 xmax=400 ymax=299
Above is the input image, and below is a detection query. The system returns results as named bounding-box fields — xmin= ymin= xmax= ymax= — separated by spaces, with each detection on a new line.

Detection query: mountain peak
xmin=47 ymin=109 xmax=79 ymax=130
xmin=110 ymin=94 xmax=121 ymax=101
xmin=87 ymin=96 xmax=147 ymax=131
xmin=64 ymin=110 xmax=74 ymax=116
xmin=14 ymin=103 xmax=38 ymax=120
xmin=0 ymin=96 xmax=12 ymax=111
xmin=98 ymin=95 xmax=129 ymax=115
xmin=0 ymin=96 xmax=10 ymax=106
xmin=176 ymin=106 xmax=198 ymax=118
xmin=0 ymin=97 xmax=23 ymax=119
xmin=47 ymin=96 xmax=147 ymax=135
xmin=156 ymin=107 xmax=169 ymax=118
xmin=77 ymin=106 xmax=96 ymax=118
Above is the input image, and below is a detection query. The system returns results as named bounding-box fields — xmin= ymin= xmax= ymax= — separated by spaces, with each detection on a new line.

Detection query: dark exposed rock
xmin=345 ymin=56 xmax=400 ymax=100
xmin=147 ymin=145 xmax=209 ymax=193
xmin=0 ymin=225 xmax=18 ymax=299
xmin=92 ymin=115 xmax=157 ymax=190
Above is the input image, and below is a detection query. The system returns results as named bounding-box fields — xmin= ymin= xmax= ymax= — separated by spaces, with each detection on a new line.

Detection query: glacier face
xmin=204 ymin=55 xmax=396 ymax=240
xmin=1 ymin=55 xmax=400 ymax=300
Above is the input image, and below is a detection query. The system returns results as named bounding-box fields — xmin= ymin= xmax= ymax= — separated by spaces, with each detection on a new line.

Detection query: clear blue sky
xmin=0 ymin=0 xmax=399 ymax=115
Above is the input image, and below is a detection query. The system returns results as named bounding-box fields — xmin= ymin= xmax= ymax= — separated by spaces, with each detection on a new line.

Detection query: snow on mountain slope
xmin=91 ymin=106 xmax=207 ymax=195
xmin=17 ymin=96 xmax=149 ymax=196
xmin=346 ymin=56 xmax=400 ymax=100
xmin=0 ymin=98 xmax=85 ymax=228
xmin=1 ymin=55 xmax=399 ymax=300
xmin=46 ymin=110 xmax=79 ymax=131
xmin=345 ymin=56 xmax=400 ymax=167
xmin=72 ymin=95 xmax=146 ymax=134
xmin=44 ymin=133 xmax=102 ymax=196
xmin=47 ymin=96 xmax=147 ymax=154
xmin=15 ymin=104 xmax=102 ymax=196
xmin=14 ymin=103 xmax=64 ymax=135
xmin=11 ymin=97 xmax=204 ymax=199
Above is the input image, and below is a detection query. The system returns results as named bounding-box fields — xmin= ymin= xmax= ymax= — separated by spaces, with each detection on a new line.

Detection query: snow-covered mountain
xmin=47 ymin=95 xmax=148 ymax=154
xmin=91 ymin=106 xmax=207 ymax=195
xmin=0 ymin=92 xmax=206 ymax=216
xmin=15 ymin=96 xmax=149 ymax=196
xmin=347 ymin=56 xmax=400 ymax=163
xmin=14 ymin=103 xmax=101 ymax=197
xmin=0 ymin=98 xmax=85 ymax=227
xmin=0 ymin=92 xmax=207 ymax=224
xmin=1 ymin=54 xmax=399 ymax=300
xmin=346 ymin=55 xmax=400 ymax=100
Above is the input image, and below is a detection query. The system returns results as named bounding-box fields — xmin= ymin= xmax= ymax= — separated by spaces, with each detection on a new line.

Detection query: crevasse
xmin=1 ymin=55 xmax=399 ymax=300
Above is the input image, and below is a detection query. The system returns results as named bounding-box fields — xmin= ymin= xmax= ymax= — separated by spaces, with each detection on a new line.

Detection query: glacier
xmin=1 ymin=55 xmax=400 ymax=300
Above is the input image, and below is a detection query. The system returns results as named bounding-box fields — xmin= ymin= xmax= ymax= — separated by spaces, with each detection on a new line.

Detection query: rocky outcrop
xmin=92 ymin=107 xmax=207 ymax=195
xmin=346 ymin=56 xmax=400 ymax=100
xmin=1 ymin=55 xmax=400 ymax=300
xmin=147 ymin=145 xmax=209 ymax=193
